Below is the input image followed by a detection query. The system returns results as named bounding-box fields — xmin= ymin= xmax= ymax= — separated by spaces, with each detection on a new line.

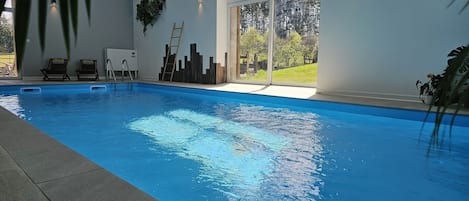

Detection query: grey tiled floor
xmin=0 ymin=106 xmax=156 ymax=201
xmin=0 ymin=80 xmax=467 ymax=201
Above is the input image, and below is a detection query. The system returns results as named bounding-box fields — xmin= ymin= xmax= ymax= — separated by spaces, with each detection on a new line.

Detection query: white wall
xmin=133 ymin=0 xmax=218 ymax=80
xmin=217 ymin=0 xmax=228 ymax=65
xmin=23 ymin=0 xmax=134 ymax=78
xmin=317 ymin=0 xmax=469 ymax=100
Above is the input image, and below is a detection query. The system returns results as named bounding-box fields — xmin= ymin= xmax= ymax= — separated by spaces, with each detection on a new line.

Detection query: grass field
xmin=0 ymin=54 xmax=16 ymax=76
xmin=244 ymin=63 xmax=317 ymax=84
xmin=0 ymin=54 xmax=15 ymax=64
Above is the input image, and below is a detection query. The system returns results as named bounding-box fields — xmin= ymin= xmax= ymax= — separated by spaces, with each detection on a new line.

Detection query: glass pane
xmin=0 ymin=11 xmax=17 ymax=78
xmin=272 ymin=0 xmax=320 ymax=85
xmin=229 ymin=1 xmax=270 ymax=83
xmin=5 ymin=0 xmax=13 ymax=8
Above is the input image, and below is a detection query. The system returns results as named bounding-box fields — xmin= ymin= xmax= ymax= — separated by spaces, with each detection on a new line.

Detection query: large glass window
xmin=0 ymin=0 xmax=16 ymax=78
xmin=272 ymin=0 xmax=319 ymax=85
xmin=229 ymin=1 xmax=270 ymax=83
xmin=229 ymin=0 xmax=320 ymax=86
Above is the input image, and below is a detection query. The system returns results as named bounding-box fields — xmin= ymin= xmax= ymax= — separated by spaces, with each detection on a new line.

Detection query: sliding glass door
xmin=0 ymin=0 xmax=17 ymax=78
xmin=229 ymin=0 xmax=320 ymax=86
xmin=272 ymin=0 xmax=319 ymax=85
xmin=229 ymin=0 xmax=270 ymax=83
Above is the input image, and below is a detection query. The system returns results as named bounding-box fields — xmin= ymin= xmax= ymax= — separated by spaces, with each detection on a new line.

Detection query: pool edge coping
xmin=138 ymin=81 xmax=469 ymax=118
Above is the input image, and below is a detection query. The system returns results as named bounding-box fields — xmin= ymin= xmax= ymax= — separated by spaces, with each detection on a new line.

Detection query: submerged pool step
xmin=20 ymin=87 xmax=42 ymax=94
xmin=89 ymin=85 xmax=107 ymax=92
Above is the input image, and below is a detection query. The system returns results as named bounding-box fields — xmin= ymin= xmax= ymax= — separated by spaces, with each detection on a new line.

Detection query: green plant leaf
xmin=447 ymin=0 xmax=456 ymax=8
xmin=38 ymin=0 xmax=48 ymax=52
xmin=0 ymin=0 xmax=6 ymax=14
xmin=447 ymin=0 xmax=469 ymax=13
xmin=58 ymin=0 xmax=71 ymax=58
xmin=136 ymin=0 xmax=165 ymax=34
xmin=70 ymin=0 xmax=78 ymax=44
xmin=459 ymin=0 xmax=469 ymax=13
xmin=14 ymin=0 xmax=32 ymax=71
xmin=85 ymin=0 xmax=91 ymax=24
xmin=428 ymin=45 xmax=469 ymax=143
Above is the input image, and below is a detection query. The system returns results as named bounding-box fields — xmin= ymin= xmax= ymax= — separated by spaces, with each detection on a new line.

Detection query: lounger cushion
xmin=51 ymin=59 xmax=66 ymax=64
xmin=81 ymin=60 xmax=95 ymax=65
xmin=79 ymin=60 xmax=97 ymax=72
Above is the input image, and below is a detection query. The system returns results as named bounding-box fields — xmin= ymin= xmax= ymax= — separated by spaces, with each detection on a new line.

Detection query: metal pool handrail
xmin=122 ymin=59 xmax=133 ymax=81
xmin=106 ymin=59 xmax=117 ymax=84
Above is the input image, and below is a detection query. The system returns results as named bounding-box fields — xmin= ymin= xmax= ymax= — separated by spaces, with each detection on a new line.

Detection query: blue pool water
xmin=0 ymin=83 xmax=468 ymax=201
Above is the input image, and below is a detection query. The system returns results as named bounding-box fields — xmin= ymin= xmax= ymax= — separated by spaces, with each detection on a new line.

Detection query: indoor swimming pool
xmin=0 ymin=83 xmax=468 ymax=201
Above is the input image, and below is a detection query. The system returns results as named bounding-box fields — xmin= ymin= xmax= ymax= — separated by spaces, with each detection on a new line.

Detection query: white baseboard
xmin=22 ymin=76 xmax=43 ymax=81
xmin=23 ymin=76 xmax=113 ymax=81
xmin=317 ymin=88 xmax=420 ymax=102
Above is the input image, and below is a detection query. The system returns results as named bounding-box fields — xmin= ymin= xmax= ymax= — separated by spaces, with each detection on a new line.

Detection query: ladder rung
xmin=164 ymin=72 xmax=172 ymax=74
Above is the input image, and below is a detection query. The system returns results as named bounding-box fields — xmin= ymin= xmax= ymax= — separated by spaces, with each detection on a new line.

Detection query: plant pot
xmin=422 ymin=95 xmax=433 ymax=105
xmin=464 ymin=96 xmax=469 ymax=108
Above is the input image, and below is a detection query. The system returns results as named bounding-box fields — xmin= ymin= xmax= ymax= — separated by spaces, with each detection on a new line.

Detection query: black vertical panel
xmin=183 ymin=56 xmax=187 ymax=82
xmin=209 ymin=57 xmax=215 ymax=84
xmin=176 ymin=59 xmax=183 ymax=82
xmin=198 ymin=55 xmax=203 ymax=83
xmin=160 ymin=44 xmax=169 ymax=81
xmin=191 ymin=44 xmax=197 ymax=83
xmin=160 ymin=43 xmax=224 ymax=84
xmin=185 ymin=56 xmax=191 ymax=83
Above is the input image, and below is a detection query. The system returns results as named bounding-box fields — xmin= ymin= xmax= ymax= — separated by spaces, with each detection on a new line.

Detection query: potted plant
xmin=416 ymin=73 xmax=442 ymax=104
xmin=136 ymin=0 xmax=166 ymax=34
xmin=424 ymin=44 xmax=469 ymax=141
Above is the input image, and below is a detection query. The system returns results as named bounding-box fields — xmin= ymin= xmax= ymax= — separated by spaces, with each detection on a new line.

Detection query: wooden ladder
xmin=162 ymin=22 xmax=184 ymax=81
